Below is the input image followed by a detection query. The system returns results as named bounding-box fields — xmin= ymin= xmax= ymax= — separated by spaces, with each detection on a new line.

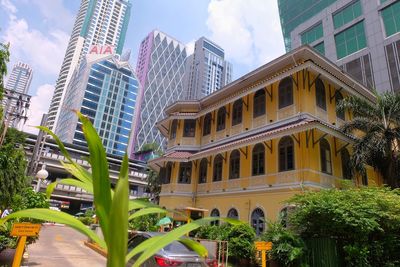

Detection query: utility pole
xmin=27 ymin=113 xmax=48 ymax=176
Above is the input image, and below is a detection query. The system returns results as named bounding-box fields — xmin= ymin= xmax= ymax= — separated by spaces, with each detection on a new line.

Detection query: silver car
xmin=127 ymin=232 xmax=217 ymax=267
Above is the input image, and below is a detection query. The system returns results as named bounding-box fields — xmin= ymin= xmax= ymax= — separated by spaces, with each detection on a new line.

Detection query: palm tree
xmin=337 ymin=91 xmax=400 ymax=188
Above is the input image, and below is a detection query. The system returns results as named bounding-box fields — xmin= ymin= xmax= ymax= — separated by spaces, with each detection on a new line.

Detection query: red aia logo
xmin=89 ymin=45 xmax=114 ymax=55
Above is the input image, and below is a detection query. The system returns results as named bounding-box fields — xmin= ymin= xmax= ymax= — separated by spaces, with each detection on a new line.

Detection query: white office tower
xmin=184 ymin=37 xmax=232 ymax=100
xmin=5 ymin=62 xmax=33 ymax=94
xmin=47 ymin=0 xmax=131 ymax=131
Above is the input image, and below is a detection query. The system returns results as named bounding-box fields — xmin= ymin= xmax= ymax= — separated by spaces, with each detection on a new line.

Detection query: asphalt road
xmin=24 ymin=224 xmax=106 ymax=267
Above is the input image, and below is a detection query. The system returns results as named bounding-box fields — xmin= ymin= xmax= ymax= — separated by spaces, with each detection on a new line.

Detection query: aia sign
xmin=89 ymin=45 xmax=114 ymax=55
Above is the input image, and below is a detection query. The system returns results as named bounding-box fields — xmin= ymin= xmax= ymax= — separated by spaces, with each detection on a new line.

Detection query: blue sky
xmin=0 ymin=0 xmax=285 ymax=133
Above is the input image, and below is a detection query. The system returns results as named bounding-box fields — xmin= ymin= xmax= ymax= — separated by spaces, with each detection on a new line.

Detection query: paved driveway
xmin=25 ymin=225 xmax=106 ymax=267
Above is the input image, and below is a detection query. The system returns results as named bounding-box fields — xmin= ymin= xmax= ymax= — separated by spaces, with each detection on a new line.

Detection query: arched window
xmin=336 ymin=92 xmax=345 ymax=120
xmin=203 ymin=113 xmax=212 ymax=136
xmin=217 ymin=107 xmax=226 ymax=131
xmin=315 ymin=78 xmax=326 ymax=110
xmin=279 ymin=77 xmax=293 ymax=109
xmin=341 ymin=148 xmax=352 ymax=180
xmin=252 ymin=144 xmax=265 ymax=176
xmin=229 ymin=150 xmax=240 ymax=179
xmin=210 ymin=208 xmax=220 ymax=226
xmin=213 ymin=154 xmax=223 ymax=181
xmin=170 ymin=120 xmax=178 ymax=139
xmin=183 ymin=119 xmax=196 ymax=137
xmin=251 ymin=208 xmax=265 ymax=235
xmin=279 ymin=136 xmax=294 ymax=172
xmin=227 ymin=208 xmax=239 ymax=219
xmin=165 ymin=162 xmax=172 ymax=184
xmin=178 ymin=162 xmax=192 ymax=184
xmin=232 ymin=99 xmax=243 ymax=125
xmin=320 ymin=138 xmax=332 ymax=174
xmin=253 ymin=89 xmax=266 ymax=118
xmin=199 ymin=158 xmax=208 ymax=184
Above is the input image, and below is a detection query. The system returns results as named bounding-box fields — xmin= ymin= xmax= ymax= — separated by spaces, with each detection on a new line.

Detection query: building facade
xmin=278 ymin=0 xmax=400 ymax=92
xmin=149 ymin=46 xmax=381 ymax=234
xmin=184 ymin=37 xmax=232 ymax=100
xmin=56 ymin=45 xmax=139 ymax=156
xmin=130 ymin=30 xmax=187 ymax=154
xmin=47 ymin=0 xmax=131 ymax=131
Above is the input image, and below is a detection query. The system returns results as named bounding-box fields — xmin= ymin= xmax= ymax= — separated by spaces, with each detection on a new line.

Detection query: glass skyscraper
xmin=56 ymin=48 xmax=139 ymax=156
xmin=130 ymin=30 xmax=187 ymax=154
xmin=184 ymin=37 xmax=232 ymax=100
xmin=278 ymin=0 xmax=400 ymax=92
xmin=48 ymin=0 xmax=131 ymax=131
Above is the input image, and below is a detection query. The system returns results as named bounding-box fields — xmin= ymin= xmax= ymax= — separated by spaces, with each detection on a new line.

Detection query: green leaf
xmin=0 ymin=209 xmax=106 ymax=248
xmin=36 ymin=126 xmax=73 ymax=163
xmin=107 ymin=155 xmax=129 ymax=267
xmin=61 ymin=162 xmax=93 ymax=185
xmin=78 ymin=112 xmax=112 ymax=244
xmin=46 ymin=179 xmax=93 ymax=199
xmin=128 ymin=199 xmax=159 ymax=212
xmin=179 ymin=238 xmax=208 ymax=258
xmin=128 ymin=207 xmax=167 ymax=221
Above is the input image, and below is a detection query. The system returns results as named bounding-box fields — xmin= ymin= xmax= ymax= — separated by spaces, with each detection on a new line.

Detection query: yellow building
xmin=148 ymin=45 xmax=381 ymax=234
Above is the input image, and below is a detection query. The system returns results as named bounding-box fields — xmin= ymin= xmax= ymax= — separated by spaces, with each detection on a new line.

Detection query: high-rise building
xmin=47 ymin=0 xmax=131 ymax=131
xmin=3 ymin=62 xmax=32 ymax=129
xmin=278 ymin=0 xmax=400 ymax=92
xmin=184 ymin=37 xmax=232 ymax=100
xmin=56 ymin=45 xmax=139 ymax=156
xmin=130 ymin=30 xmax=187 ymax=154
xmin=5 ymin=62 xmax=33 ymax=94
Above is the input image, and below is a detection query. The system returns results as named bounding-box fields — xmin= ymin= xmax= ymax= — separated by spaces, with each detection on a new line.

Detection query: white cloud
xmin=206 ymin=0 xmax=285 ymax=67
xmin=1 ymin=0 xmax=16 ymax=14
xmin=1 ymin=13 xmax=69 ymax=76
xmin=31 ymin=0 xmax=74 ymax=31
xmin=186 ymin=39 xmax=196 ymax=55
xmin=22 ymin=84 xmax=54 ymax=134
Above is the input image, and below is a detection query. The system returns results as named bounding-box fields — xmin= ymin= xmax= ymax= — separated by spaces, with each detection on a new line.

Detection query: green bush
xmin=78 ymin=216 xmax=94 ymax=226
xmin=195 ymin=223 xmax=255 ymax=262
xmin=261 ymin=222 xmax=305 ymax=267
xmin=129 ymin=213 xmax=159 ymax=232
xmin=288 ymin=187 xmax=400 ymax=266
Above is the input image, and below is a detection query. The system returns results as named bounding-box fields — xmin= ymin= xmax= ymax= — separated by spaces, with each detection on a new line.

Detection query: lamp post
xmin=35 ymin=164 xmax=49 ymax=192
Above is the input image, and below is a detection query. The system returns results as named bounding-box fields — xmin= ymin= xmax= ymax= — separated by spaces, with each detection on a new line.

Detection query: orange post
xmin=12 ymin=236 xmax=27 ymax=267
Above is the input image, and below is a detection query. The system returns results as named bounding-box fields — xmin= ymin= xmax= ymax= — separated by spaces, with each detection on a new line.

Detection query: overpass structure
xmin=24 ymin=132 xmax=149 ymax=212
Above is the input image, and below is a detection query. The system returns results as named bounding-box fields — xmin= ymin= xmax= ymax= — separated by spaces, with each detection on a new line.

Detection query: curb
xmin=84 ymin=241 xmax=107 ymax=258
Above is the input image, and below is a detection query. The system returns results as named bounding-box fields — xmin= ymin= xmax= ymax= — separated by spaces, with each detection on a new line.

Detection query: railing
xmin=160 ymin=169 xmax=343 ymax=195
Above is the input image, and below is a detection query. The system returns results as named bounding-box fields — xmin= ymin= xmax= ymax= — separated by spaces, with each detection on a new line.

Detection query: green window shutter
xmin=301 ymin=22 xmax=323 ymax=45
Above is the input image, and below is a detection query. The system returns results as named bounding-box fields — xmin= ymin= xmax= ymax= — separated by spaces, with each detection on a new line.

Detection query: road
xmin=25 ymin=224 xmax=106 ymax=267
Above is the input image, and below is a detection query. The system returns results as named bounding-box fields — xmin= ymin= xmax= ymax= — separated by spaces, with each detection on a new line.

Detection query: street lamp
xmin=35 ymin=164 xmax=49 ymax=192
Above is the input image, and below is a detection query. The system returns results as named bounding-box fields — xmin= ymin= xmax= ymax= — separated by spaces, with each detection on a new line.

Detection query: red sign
xmin=89 ymin=45 xmax=114 ymax=55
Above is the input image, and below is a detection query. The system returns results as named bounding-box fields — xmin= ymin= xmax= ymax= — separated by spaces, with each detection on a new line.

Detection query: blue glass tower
xmin=56 ymin=48 xmax=139 ymax=156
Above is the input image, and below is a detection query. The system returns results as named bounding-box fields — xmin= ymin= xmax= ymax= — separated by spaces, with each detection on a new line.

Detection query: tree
xmin=140 ymin=142 xmax=163 ymax=202
xmin=337 ymin=91 xmax=400 ymax=188
xmin=0 ymin=128 xmax=29 ymax=208
xmin=287 ymin=187 xmax=400 ymax=266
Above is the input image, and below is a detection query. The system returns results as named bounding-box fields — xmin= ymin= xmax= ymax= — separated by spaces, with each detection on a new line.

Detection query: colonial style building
xmin=148 ymin=45 xmax=381 ymax=234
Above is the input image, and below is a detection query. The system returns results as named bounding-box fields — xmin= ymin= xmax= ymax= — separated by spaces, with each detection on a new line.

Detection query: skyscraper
xmin=56 ymin=45 xmax=139 ymax=156
xmin=5 ymin=62 xmax=33 ymax=94
xmin=278 ymin=0 xmax=400 ymax=92
xmin=3 ymin=62 xmax=32 ymax=129
xmin=47 ymin=0 xmax=131 ymax=131
xmin=130 ymin=30 xmax=187 ymax=154
xmin=183 ymin=37 xmax=232 ymax=100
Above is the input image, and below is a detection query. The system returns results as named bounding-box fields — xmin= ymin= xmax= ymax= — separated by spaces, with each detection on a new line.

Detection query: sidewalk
xmin=24 ymin=224 xmax=106 ymax=267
